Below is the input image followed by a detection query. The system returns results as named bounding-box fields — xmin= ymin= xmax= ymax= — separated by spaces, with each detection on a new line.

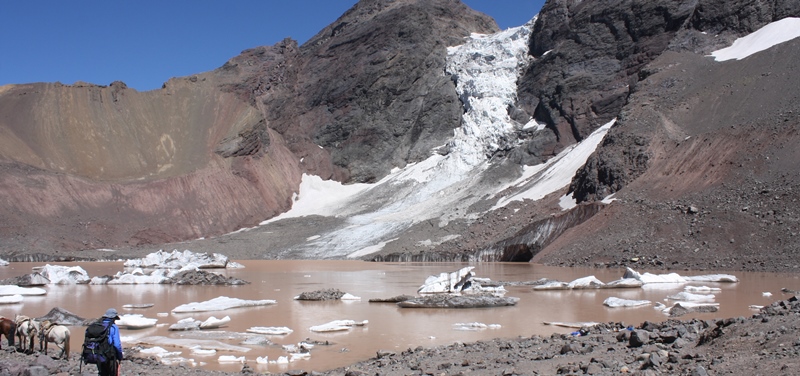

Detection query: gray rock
xmin=629 ymin=330 xmax=650 ymax=347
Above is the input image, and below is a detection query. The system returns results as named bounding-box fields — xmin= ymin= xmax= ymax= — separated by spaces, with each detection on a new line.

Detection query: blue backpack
xmin=81 ymin=320 xmax=114 ymax=364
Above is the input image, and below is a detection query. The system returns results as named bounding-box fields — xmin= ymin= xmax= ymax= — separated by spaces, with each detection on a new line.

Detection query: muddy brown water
xmin=1 ymin=261 xmax=798 ymax=373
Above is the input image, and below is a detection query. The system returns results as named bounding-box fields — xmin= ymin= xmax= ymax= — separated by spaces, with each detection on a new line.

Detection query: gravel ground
xmin=2 ymin=295 xmax=798 ymax=375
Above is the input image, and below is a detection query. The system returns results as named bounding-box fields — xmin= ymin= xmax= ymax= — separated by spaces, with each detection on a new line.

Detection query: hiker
xmin=95 ymin=308 xmax=123 ymax=376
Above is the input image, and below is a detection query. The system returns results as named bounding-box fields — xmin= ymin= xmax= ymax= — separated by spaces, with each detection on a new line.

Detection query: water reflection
xmin=0 ymin=261 xmax=797 ymax=373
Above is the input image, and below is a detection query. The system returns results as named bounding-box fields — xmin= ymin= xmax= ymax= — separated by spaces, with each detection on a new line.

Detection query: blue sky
xmin=0 ymin=1 xmax=544 ymax=92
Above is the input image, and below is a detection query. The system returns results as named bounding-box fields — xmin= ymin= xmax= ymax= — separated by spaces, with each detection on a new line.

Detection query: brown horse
xmin=0 ymin=317 xmax=16 ymax=349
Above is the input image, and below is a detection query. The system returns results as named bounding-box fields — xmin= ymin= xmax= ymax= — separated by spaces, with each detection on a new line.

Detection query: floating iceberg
xmin=33 ymin=264 xmax=90 ymax=284
xmin=218 ymin=355 xmax=245 ymax=363
xmin=623 ymin=267 xmax=738 ymax=284
xmin=132 ymin=336 xmax=251 ymax=353
xmin=532 ymin=281 xmax=570 ymax=290
xmin=309 ymin=319 xmax=368 ymax=333
xmin=117 ymin=314 xmax=158 ymax=329
xmin=0 ymin=294 xmax=22 ymax=304
xmin=685 ymin=286 xmax=722 ymax=293
xmin=172 ymin=296 xmax=276 ymax=313
xmin=666 ymin=292 xmax=716 ymax=302
xmin=124 ymin=249 xmax=232 ymax=269
xmin=0 ymin=285 xmax=46 ymax=296
xmin=0 ymin=258 xmax=8 ymax=266
xmin=417 ymin=267 xmax=505 ymax=295
xmin=93 ymin=268 xmax=173 ymax=285
xmin=246 ymin=326 xmax=293 ymax=335
xmin=169 ymin=316 xmax=231 ymax=331
xmin=191 ymin=347 xmax=216 ymax=356
xmin=453 ymin=322 xmax=501 ymax=331
xmin=568 ymin=276 xmax=605 ymax=289
xmin=603 ymin=297 xmax=651 ymax=308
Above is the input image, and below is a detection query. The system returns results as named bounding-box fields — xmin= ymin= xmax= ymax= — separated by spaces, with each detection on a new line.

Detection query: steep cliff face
xmin=223 ymin=0 xmax=498 ymax=183
xmin=0 ymin=0 xmax=498 ymax=255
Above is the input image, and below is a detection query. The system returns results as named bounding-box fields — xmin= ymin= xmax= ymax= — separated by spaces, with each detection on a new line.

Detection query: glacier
xmin=254 ymin=17 xmax=617 ymax=259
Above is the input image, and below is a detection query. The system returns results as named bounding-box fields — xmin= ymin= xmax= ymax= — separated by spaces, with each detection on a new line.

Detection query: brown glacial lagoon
xmin=1 ymin=260 xmax=798 ymax=373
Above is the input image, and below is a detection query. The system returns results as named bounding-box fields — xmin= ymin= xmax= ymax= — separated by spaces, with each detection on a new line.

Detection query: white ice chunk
xmin=309 ymin=319 xmax=368 ymax=333
xmin=666 ymin=292 xmax=716 ymax=302
xmin=0 ymin=294 xmax=23 ymax=304
xmin=418 ymin=267 xmax=474 ymax=294
xmin=533 ymin=281 xmax=570 ymax=290
xmin=200 ymin=316 xmax=231 ymax=329
xmin=603 ymin=297 xmax=651 ymax=308
xmin=246 ymin=326 xmax=293 ymax=335
xmin=172 ymin=296 xmax=276 ymax=313
xmin=568 ymin=276 xmax=605 ymax=289
xmin=34 ymin=264 xmax=90 ymax=284
xmin=0 ymin=285 xmax=46 ymax=296
xmin=124 ymin=249 xmax=231 ymax=269
xmin=132 ymin=336 xmax=250 ymax=353
xmin=684 ymin=286 xmax=722 ymax=293
xmin=191 ymin=347 xmax=216 ymax=356
xmin=117 ymin=314 xmax=158 ymax=329
xmin=218 ymin=355 xmax=245 ymax=363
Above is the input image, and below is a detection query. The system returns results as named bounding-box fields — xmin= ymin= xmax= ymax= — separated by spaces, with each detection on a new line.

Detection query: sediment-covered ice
xmin=172 ymin=296 xmax=276 ymax=313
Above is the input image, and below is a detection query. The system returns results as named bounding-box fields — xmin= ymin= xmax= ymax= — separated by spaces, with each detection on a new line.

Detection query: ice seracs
xmin=417 ymin=266 xmax=505 ymax=295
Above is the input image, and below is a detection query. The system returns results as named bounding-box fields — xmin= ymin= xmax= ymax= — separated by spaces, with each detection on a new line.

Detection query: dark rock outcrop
xmin=167 ymin=270 xmax=249 ymax=285
xmin=294 ymin=288 xmax=347 ymax=301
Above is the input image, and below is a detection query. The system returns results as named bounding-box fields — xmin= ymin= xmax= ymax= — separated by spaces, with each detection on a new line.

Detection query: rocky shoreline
xmin=1 ymin=295 xmax=798 ymax=375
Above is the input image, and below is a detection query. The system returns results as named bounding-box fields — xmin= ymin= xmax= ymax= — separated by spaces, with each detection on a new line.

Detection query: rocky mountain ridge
xmin=1 ymin=0 xmax=799 ymax=273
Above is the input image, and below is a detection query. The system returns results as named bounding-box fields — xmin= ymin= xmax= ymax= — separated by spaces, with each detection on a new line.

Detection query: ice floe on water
xmin=172 ymin=296 xmax=276 ymax=313
xmin=666 ymin=292 xmax=716 ymax=302
xmin=0 ymin=258 xmax=8 ymax=266
xmin=603 ymin=297 xmax=652 ymax=308
xmin=169 ymin=316 xmax=231 ymax=331
xmin=309 ymin=319 xmax=368 ymax=333
xmin=622 ymin=267 xmax=738 ymax=284
xmin=117 ymin=314 xmax=158 ymax=329
xmin=123 ymin=249 xmax=238 ymax=269
xmin=133 ymin=336 xmax=251 ymax=353
xmin=0 ymin=285 xmax=46 ymax=296
xmin=246 ymin=326 xmax=293 ymax=335
xmin=417 ymin=266 xmax=506 ymax=295
xmin=453 ymin=322 xmax=502 ymax=331
xmin=0 ymin=294 xmax=22 ymax=304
